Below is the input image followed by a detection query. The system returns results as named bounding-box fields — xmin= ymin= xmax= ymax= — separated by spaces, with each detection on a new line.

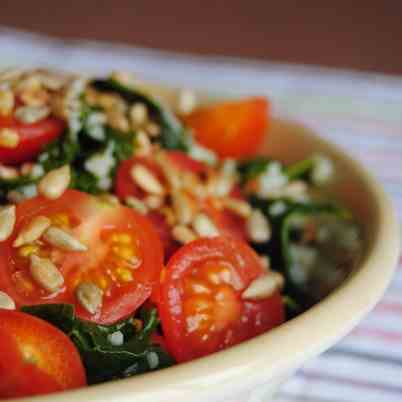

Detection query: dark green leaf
xmin=22 ymin=303 xmax=175 ymax=384
xmin=284 ymin=158 xmax=315 ymax=181
xmin=237 ymin=157 xmax=271 ymax=184
xmin=91 ymin=79 xmax=189 ymax=151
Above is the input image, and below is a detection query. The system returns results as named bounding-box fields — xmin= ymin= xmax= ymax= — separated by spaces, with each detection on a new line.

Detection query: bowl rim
xmin=16 ymin=114 xmax=400 ymax=402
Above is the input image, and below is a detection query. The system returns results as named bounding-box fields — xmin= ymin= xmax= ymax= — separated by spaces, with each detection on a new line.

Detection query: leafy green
xmin=284 ymin=158 xmax=315 ymax=181
xmin=249 ymin=197 xmax=360 ymax=311
xmin=22 ymin=304 xmax=174 ymax=384
xmin=237 ymin=157 xmax=271 ymax=184
xmin=39 ymin=107 xmax=134 ymax=194
xmin=91 ymin=79 xmax=189 ymax=151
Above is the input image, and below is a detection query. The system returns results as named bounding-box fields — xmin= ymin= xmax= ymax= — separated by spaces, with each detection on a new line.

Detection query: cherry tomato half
xmin=115 ymin=153 xmax=247 ymax=257
xmin=183 ymin=98 xmax=269 ymax=158
xmin=0 ymin=190 xmax=164 ymax=324
xmin=0 ymin=115 xmax=65 ymax=165
xmin=0 ymin=310 xmax=86 ymax=398
xmin=158 ymin=237 xmax=284 ymax=362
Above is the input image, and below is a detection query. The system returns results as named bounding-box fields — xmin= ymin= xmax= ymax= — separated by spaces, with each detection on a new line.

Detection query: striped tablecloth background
xmin=1 ymin=27 xmax=401 ymax=402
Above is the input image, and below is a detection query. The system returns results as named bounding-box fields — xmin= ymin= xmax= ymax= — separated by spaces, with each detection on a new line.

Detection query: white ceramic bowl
xmin=17 ymin=94 xmax=400 ymax=402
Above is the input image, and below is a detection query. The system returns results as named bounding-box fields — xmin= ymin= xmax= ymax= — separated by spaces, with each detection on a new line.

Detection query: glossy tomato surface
xmin=0 ymin=190 xmax=164 ymax=324
xmin=0 ymin=115 xmax=65 ymax=164
xmin=0 ymin=310 xmax=86 ymax=398
xmin=184 ymin=97 xmax=269 ymax=158
xmin=158 ymin=237 xmax=284 ymax=362
xmin=115 ymin=153 xmax=247 ymax=258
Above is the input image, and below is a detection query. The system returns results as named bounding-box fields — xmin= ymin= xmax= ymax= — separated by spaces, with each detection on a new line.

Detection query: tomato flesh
xmin=115 ymin=154 xmax=247 ymax=258
xmin=0 ymin=116 xmax=65 ymax=164
xmin=0 ymin=190 xmax=164 ymax=324
xmin=0 ymin=310 xmax=86 ymax=398
xmin=184 ymin=97 xmax=269 ymax=158
xmin=158 ymin=237 xmax=284 ymax=362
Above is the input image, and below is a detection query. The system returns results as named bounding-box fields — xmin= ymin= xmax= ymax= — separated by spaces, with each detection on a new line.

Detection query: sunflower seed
xmin=30 ymin=255 xmax=64 ymax=293
xmin=129 ymin=103 xmax=148 ymax=127
xmin=20 ymin=88 xmax=49 ymax=107
xmin=145 ymin=122 xmax=160 ymax=137
xmin=242 ymin=272 xmax=284 ymax=301
xmin=38 ymin=165 xmax=70 ymax=199
xmin=171 ymin=191 xmax=194 ymax=225
xmin=0 ymin=291 xmax=15 ymax=310
xmin=0 ymin=128 xmax=19 ymax=148
xmin=0 ymin=165 xmax=19 ymax=180
xmin=192 ymin=213 xmax=220 ymax=238
xmin=14 ymin=105 xmax=50 ymax=124
xmin=223 ymin=197 xmax=252 ymax=218
xmin=130 ymin=164 xmax=165 ymax=196
xmin=176 ymin=89 xmax=197 ymax=115
xmin=13 ymin=215 xmax=51 ymax=247
xmin=125 ymin=196 xmax=149 ymax=214
xmin=0 ymin=89 xmax=15 ymax=116
xmin=0 ymin=205 xmax=16 ymax=242
xmin=76 ymin=282 xmax=103 ymax=314
xmin=98 ymin=194 xmax=120 ymax=205
xmin=144 ymin=195 xmax=164 ymax=210
xmin=172 ymin=225 xmax=197 ymax=244
xmin=134 ymin=130 xmax=152 ymax=156
xmin=246 ymin=209 xmax=271 ymax=243
xmin=44 ymin=226 xmax=87 ymax=251
xmin=155 ymin=152 xmax=182 ymax=190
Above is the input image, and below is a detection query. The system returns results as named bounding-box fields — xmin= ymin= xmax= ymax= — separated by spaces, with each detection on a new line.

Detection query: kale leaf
xmin=22 ymin=304 xmax=175 ymax=384
xmin=91 ymin=79 xmax=189 ymax=151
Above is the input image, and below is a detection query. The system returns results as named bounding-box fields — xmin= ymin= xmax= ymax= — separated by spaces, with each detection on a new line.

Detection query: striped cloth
xmin=1 ymin=27 xmax=401 ymax=402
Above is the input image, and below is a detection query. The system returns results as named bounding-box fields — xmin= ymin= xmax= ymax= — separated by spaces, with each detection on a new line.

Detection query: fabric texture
xmin=1 ymin=26 xmax=401 ymax=402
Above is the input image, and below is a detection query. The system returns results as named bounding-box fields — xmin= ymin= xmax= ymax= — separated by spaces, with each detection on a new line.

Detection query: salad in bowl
xmin=0 ymin=68 xmax=362 ymax=398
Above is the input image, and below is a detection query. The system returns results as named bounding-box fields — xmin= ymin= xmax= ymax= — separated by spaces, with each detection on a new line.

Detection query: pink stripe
xmin=298 ymin=369 xmax=402 ymax=395
xmin=375 ymin=301 xmax=402 ymax=315
xmin=296 ymin=111 xmax=402 ymax=136
xmin=351 ymin=327 xmax=402 ymax=344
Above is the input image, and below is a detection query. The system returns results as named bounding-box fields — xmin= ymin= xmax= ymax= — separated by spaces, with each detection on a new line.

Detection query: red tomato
xmin=115 ymin=153 xmax=246 ymax=259
xmin=0 ymin=115 xmax=65 ymax=164
xmin=184 ymin=97 xmax=269 ymax=158
xmin=0 ymin=190 xmax=164 ymax=324
xmin=0 ymin=310 xmax=86 ymax=398
xmin=158 ymin=237 xmax=284 ymax=362
xmin=167 ymin=150 xmax=208 ymax=174
xmin=115 ymin=151 xmax=207 ymax=200
xmin=203 ymin=197 xmax=248 ymax=243
xmin=115 ymin=152 xmax=207 ymax=259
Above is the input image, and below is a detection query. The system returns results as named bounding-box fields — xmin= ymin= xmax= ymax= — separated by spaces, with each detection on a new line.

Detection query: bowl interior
xmin=16 ymin=88 xmax=400 ymax=402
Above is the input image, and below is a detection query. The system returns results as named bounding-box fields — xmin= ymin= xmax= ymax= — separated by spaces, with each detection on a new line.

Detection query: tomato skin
xmin=0 ymin=190 xmax=164 ymax=324
xmin=158 ymin=237 xmax=284 ymax=362
xmin=0 ymin=116 xmax=65 ymax=164
xmin=115 ymin=154 xmax=246 ymax=260
xmin=203 ymin=198 xmax=248 ymax=243
xmin=167 ymin=150 xmax=207 ymax=174
xmin=184 ymin=97 xmax=269 ymax=158
xmin=0 ymin=310 xmax=86 ymax=398
xmin=115 ymin=153 xmax=207 ymax=261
